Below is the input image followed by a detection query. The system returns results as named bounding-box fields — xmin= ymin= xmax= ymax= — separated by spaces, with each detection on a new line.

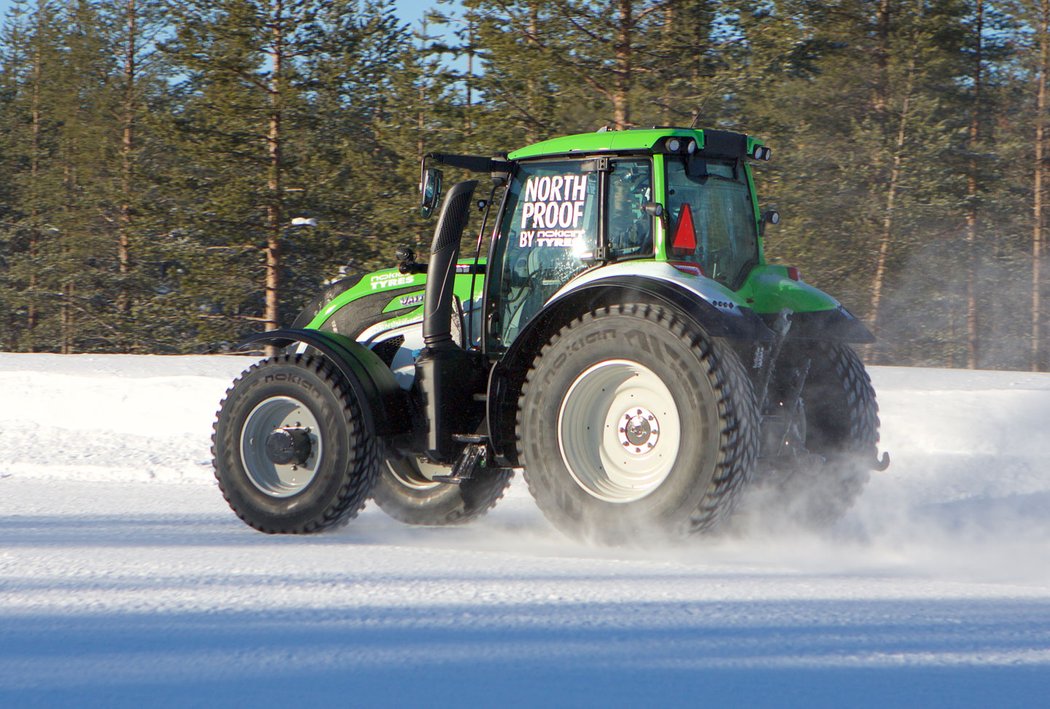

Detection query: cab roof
xmin=508 ymin=127 xmax=767 ymax=161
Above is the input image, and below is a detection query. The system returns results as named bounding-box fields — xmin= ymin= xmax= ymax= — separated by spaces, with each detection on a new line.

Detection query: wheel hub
xmin=264 ymin=427 xmax=312 ymax=466
xmin=240 ymin=396 xmax=323 ymax=498
xmin=619 ymin=407 xmax=660 ymax=453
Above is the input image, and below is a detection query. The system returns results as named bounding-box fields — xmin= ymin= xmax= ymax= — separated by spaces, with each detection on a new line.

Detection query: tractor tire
xmin=763 ymin=342 xmax=880 ymax=527
xmin=372 ymin=457 xmax=514 ymax=526
xmin=212 ymin=354 xmax=379 ymax=534
xmin=518 ymin=304 xmax=759 ymax=544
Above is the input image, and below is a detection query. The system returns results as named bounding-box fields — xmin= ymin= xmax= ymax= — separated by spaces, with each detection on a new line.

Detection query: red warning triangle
xmin=671 ymin=203 xmax=697 ymax=256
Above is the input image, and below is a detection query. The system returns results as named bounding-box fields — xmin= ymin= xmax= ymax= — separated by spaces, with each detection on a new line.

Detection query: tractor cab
xmin=421 ymin=127 xmax=774 ymax=351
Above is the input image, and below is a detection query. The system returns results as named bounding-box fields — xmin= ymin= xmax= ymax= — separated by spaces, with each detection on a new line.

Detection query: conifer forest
xmin=0 ymin=0 xmax=1048 ymax=371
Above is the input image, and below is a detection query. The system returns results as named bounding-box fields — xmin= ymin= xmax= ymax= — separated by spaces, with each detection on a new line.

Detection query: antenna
xmin=689 ymin=95 xmax=710 ymax=128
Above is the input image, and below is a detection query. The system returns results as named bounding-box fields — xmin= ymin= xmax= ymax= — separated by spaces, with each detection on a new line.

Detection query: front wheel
xmin=212 ymin=354 xmax=380 ymax=533
xmin=755 ymin=342 xmax=880 ymax=527
xmin=518 ymin=304 xmax=759 ymax=544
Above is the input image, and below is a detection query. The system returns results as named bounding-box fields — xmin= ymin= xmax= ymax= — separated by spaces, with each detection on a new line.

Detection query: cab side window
xmin=606 ymin=159 xmax=653 ymax=257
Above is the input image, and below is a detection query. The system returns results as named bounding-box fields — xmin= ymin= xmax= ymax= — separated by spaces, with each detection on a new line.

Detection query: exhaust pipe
xmin=423 ymin=180 xmax=478 ymax=349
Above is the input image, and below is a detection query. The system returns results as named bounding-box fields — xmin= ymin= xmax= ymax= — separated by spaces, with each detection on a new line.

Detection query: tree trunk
xmin=612 ymin=0 xmax=633 ymax=129
xmin=1034 ymin=1 xmax=1049 ymax=371
xmin=265 ymin=0 xmax=285 ymax=353
xmin=868 ymin=6 xmax=922 ymax=359
xmin=117 ymin=0 xmax=137 ymax=333
xmin=873 ymin=0 xmax=892 ymax=117
xmin=868 ymin=88 xmax=911 ymax=350
xmin=418 ymin=19 xmax=427 ymax=162
xmin=62 ymin=161 xmax=76 ymax=355
xmin=525 ymin=5 xmax=541 ymax=142
xmin=965 ymin=0 xmax=984 ymax=369
xmin=465 ymin=20 xmax=474 ymax=137
xmin=27 ymin=19 xmax=43 ymax=351
xmin=661 ymin=1 xmax=674 ymax=126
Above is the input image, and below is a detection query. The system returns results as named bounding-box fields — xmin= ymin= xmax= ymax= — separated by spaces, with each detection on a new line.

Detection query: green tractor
xmin=212 ymin=127 xmax=888 ymax=543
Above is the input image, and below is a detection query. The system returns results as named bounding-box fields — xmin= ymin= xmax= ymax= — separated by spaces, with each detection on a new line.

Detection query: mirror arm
xmin=644 ymin=201 xmax=668 ymax=231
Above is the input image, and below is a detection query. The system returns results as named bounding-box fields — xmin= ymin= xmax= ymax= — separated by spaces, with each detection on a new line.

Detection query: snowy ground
xmin=1 ymin=353 xmax=1049 ymax=707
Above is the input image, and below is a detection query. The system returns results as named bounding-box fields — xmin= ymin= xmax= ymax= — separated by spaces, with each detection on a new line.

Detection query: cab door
xmin=486 ymin=157 xmax=654 ymax=349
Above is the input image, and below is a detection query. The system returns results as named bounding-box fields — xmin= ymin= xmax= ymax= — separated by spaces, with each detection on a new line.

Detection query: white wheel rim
xmin=240 ymin=396 xmax=323 ymax=498
xmin=557 ymin=359 xmax=681 ymax=503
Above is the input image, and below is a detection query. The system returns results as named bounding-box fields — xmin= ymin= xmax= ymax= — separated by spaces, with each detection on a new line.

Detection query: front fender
xmin=783 ymin=307 xmax=875 ymax=344
xmin=240 ymin=328 xmax=410 ymax=437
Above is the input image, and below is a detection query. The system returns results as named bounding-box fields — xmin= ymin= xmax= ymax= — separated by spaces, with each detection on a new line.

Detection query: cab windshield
xmin=665 ymin=157 xmax=758 ymax=288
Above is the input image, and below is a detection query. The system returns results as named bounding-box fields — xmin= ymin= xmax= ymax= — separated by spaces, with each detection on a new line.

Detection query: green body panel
xmin=509 ymin=128 xmax=703 ymax=159
xmin=507 ymin=128 xmax=767 ymax=162
xmin=305 ymin=260 xmax=486 ymax=331
xmin=739 ymin=265 xmax=840 ymax=314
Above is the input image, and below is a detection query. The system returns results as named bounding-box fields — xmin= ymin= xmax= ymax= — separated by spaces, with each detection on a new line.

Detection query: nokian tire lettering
xmin=517 ymin=304 xmax=759 ymax=544
xmin=212 ymin=354 xmax=379 ymax=533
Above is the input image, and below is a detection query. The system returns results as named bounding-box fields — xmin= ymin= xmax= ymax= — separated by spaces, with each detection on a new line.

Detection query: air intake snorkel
xmin=415 ymin=180 xmax=484 ymax=461
xmin=422 ymin=180 xmax=478 ymax=349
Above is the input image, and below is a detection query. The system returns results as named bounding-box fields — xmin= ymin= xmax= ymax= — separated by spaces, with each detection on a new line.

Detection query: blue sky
xmin=396 ymin=0 xmax=441 ymax=25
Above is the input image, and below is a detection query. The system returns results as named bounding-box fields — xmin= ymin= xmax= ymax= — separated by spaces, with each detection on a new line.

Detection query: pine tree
xmin=0 ymin=0 xmax=64 ymax=351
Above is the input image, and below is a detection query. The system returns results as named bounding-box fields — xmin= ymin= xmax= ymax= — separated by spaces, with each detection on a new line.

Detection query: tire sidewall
xmin=520 ymin=308 xmax=729 ymax=540
xmin=215 ymin=357 xmax=366 ymax=532
xmin=792 ymin=342 xmax=879 ymax=458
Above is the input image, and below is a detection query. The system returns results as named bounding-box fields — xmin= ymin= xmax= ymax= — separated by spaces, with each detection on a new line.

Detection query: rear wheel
xmin=518 ymin=304 xmax=758 ymax=544
xmin=372 ymin=457 xmax=514 ymax=526
xmin=212 ymin=354 xmax=379 ymax=533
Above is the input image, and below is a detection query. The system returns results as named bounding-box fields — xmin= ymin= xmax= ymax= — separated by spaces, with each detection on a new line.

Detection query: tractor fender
xmin=239 ymin=328 xmax=411 ymax=437
xmin=779 ymin=307 xmax=875 ymax=344
xmin=485 ymin=271 xmax=774 ymax=466
xmin=546 ymin=274 xmax=774 ymax=342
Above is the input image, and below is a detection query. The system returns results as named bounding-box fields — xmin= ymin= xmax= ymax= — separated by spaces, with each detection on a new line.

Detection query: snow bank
xmin=0 ymin=353 xmax=250 ymax=483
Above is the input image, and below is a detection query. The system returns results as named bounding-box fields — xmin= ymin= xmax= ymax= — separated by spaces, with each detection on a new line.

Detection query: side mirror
xmin=420 ymin=167 xmax=443 ymax=219
xmin=760 ymin=209 xmax=780 ymax=236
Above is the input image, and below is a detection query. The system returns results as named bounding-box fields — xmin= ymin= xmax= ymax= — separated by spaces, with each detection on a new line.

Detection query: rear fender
xmin=240 ymin=329 xmax=411 ymax=437
xmin=550 ymin=275 xmax=774 ymax=342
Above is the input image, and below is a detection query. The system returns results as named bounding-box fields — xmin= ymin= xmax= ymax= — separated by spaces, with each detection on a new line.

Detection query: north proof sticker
xmin=518 ymin=174 xmax=591 ymax=248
